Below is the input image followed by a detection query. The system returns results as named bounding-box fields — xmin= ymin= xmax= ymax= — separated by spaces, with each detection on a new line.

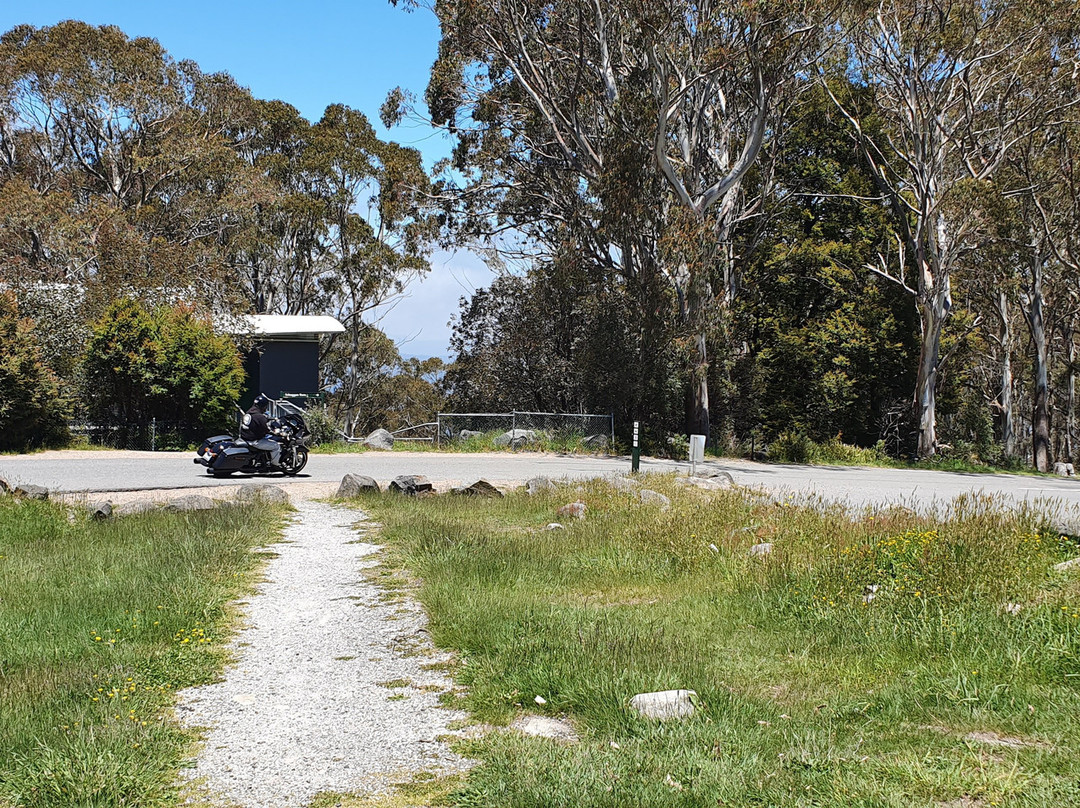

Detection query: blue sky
xmin=0 ymin=1 xmax=493 ymax=359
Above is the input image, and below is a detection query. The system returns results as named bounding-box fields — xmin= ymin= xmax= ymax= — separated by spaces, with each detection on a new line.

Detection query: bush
xmin=766 ymin=430 xmax=814 ymax=463
xmin=0 ymin=293 xmax=69 ymax=450
xmin=82 ymin=299 xmax=244 ymax=443
xmin=301 ymin=405 xmax=343 ymax=446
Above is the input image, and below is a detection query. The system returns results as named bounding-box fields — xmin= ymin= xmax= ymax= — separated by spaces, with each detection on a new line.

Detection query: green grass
xmin=312 ymin=430 xmax=612 ymax=455
xmin=0 ymin=497 xmax=284 ymax=807
xmin=359 ymin=476 xmax=1080 ymax=807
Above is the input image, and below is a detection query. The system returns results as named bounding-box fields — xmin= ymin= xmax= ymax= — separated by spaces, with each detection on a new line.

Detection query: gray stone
xmin=165 ymin=494 xmax=217 ymax=512
xmin=87 ymin=501 xmax=113 ymax=520
xmin=451 ymin=479 xmax=504 ymax=498
xmin=511 ymin=715 xmax=579 ymax=742
xmin=14 ymin=484 xmax=48 ymax=500
xmin=235 ymin=485 xmax=291 ymax=505
xmin=1049 ymin=515 xmax=1080 ymax=537
xmin=556 ymin=501 xmax=587 ymax=519
xmin=1054 ymin=462 xmax=1075 ymax=477
xmin=525 ymin=477 xmax=556 ymax=495
xmin=337 ymin=474 xmax=381 ymax=497
xmin=679 ymin=476 xmax=733 ymax=492
xmin=458 ymin=430 xmax=484 ymax=441
xmin=638 ymin=489 xmax=671 ymax=509
xmin=1054 ymin=557 xmax=1080 ymax=572
xmin=389 ymin=475 xmax=433 ymax=496
xmin=629 ymin=689 xmax=698 ymax=720
xmin=362 ymin=428 xmax=395 ymax=451
xmin=493 ymin=429 xmax=537 ymax=449
xmin=0 ymin=476 xmax=9 ymax=495
xmin=545 ymin=523 xmax=565 ymax=531
xmin=607 ymin=476 xmax=641 ymax=491
xmin=749 ymin=542 xmax=774 ymax=557
xmin=115 ymin=500 xmax=158 ymax=517
xmin=695 ymin=468 xmax=736 ymax=484
xmin=582 ymin=434 xmax=609 ymax=450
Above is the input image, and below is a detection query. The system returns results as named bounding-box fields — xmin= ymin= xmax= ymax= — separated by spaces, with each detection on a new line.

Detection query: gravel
xmin=175 ymin=500 xmax=469 ymax=807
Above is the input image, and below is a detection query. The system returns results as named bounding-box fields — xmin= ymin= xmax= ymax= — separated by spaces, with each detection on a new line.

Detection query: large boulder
xmin=638 ymin=489 xmax=671 ymax=509
xmin=458 ymin=429 xmax=484 ymax=441
xmin=556 ymin=501 xmax=587 ymax=520
xmin=337 ymin=474 xmax=381 ymax=498
xmin=362 ymin=428 xmax=395 ymax=451
xmin=389 ymin=475 xmax=433 ymax=496
xmin=86 ymin=501 xmax=113 ymax=520
xmin=494 ymin=429 xmax=538 ymax=449
xmin=0 ymin=476 xmax=9 ymax=495
xmin=607 ymin=476 xmax=641 ymax=492
xmin=14 ymin=484 xmax=48 ymax=501
xmin=451 ymin=479 xmax=504 ymax=498
xmin=629 ymin=689 xmax=698 ymax=720
xmin=1054 ymin=462 xmax=1075 ymax=477
xmin=235 ymin=485 xmax=290 ymax=505
xmin=582 ymin=434 xmax=609 ymax=450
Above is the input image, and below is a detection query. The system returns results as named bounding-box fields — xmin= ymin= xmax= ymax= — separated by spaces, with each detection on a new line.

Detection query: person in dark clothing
xmin=240 ymin=393 xmax=281 ymax=467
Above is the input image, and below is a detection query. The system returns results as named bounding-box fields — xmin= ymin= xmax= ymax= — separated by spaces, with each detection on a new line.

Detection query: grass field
xmin=0 ymin=497 xmax=284 ymax=807
xmin=359 ymin=475 xmax=1080 ymax=807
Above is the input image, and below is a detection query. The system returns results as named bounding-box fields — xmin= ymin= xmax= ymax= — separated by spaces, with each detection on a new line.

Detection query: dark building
xmin=240 ymin=315 xmax=345 ymax=406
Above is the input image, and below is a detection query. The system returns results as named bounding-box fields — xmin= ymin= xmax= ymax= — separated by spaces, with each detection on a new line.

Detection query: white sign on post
xmin=689 ymin=434 xmax=705 ymax=475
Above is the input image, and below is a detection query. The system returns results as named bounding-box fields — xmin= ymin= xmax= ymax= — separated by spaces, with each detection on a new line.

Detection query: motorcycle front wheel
xmin=283 ymin=446 xmax=308 ymax=476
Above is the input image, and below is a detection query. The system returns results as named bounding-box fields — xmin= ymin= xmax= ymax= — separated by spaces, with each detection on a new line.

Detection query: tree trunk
xmin=994 ymin=289 xmax=1016 ymax=458
xmin=914 ymin=273 xmax=950 ymax=458
xmin=1067 ymin=320 xmax=1076 ymax=463
xmin=1022 ymin=254 xmax=1051 ymax=472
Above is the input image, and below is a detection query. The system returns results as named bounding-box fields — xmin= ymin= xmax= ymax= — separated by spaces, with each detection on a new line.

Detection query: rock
xmin=638 ymin=489 xmax=671 ymax=509
xmin=749 ymin=542 xmax=773 ymax=557
xmin=678 ymin=476 xmax=733 ymax=492
xmin=1054 ymin=557 xmax=1080 ymax=572
xmin=582 ymin=434 xmax=609 ymax=450
xmin=493 ymin=429 xmax=537 ymax=449
xmin=337 ymin=474 xmax=381 ymax=497
xmin=235 ymin=485 xmax=290 ymax=505
xmin=0 ymin=476 xmax=9 ymax=495
xmin=629 ymin=689 xmax=698 ymax=720
xmin=164 ymin=494 xmax=216 ymax=512
xmin=1048 ymin=515 xmax=1080 ymax=536
xmin=115 ymin=500 xmax=158 ymax=517
xmin=389 ymin=475 xmax=433 ymax=496
xmin=556 ymin=501 xmax=587 ymax=519
xmin=525 ymin=477 xmax=555 ymax=495
xmin=451 ymin=479 xmax=504 ymax=498
xmin=545 ymin=523 xmax=565 ymax=531
xmin=607 ymin=476 xmax=641 ymax=492
xmin=1002 ymin=602 xmax=1023 ymax=615
xmin=362 ymin=428 xmax=395 ymax=451
xmin=862 ymin=584 xmax=880 ymax=604
xmin=511 ymin=715 xmax=579 ymax=742
xmin=458 ymin=429 xmax=484 ymax=441
xmin=1054 ymin=462 xmax=1075 ymax=477
xmin=87 ymin=501 xmax=113 ymax=520
xmin=695 ymin=468 xmax=735 ymax=484
xmin=14 ymin=484 xmax=48 ymax=500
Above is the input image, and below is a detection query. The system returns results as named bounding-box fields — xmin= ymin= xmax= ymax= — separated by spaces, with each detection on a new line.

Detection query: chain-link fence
xmin=70 ymin=419 xmax=209 ymax=451
xmin=436 ymin=411 xmax=615 ymax=452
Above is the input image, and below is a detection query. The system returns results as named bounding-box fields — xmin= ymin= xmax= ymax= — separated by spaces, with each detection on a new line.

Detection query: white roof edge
xmin=238 ymin=314 xmax=346 ymax=336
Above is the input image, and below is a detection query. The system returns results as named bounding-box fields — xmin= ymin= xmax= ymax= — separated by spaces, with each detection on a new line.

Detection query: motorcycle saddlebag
xmin=212 ymin=446 xmax=253 ymax=471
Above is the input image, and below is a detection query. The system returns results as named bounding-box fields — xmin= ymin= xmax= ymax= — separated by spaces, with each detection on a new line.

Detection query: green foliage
xmin=0 ymin=292 xmax=70 ymax=450
xmin=0 ymin=497 xmax=283 ymax=807
xmin=82 ymin=298 xmax=244 ymax=441
xmin=359 ymin=481 xmax=1080 ymax=807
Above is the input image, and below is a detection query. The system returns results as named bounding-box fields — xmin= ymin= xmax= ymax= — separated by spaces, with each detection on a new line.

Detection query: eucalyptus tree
xmin=406 ymin=0 xmax=825 ymax=438
xmin=824 ymin=0 xmax=1067 ymax=458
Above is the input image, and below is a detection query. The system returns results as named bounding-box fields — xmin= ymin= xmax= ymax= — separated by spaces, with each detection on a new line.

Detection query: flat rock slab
xmin=630 ymin=689 xmax=698 ymax=720
xmin=556 ymin=501 xmax=587 ymax=519
xmin=511 ymin=715 xmax=579 ymax=742
xmin=235 ymin=485 xmax=290 ymax=505
xmin=14 ymin=484 xmax=48 ymax=500
xmin=165 ymin=494 xmax=216 ymax=512
xmin=526 ymin=477 xmax=555 ymax=495
xmin=389 ymin=475 xmax=433 ymax=496
xmin=638 ymin=489 xmax=671 ymax=508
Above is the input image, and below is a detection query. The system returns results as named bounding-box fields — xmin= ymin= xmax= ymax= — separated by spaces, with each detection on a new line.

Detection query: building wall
xmin=246 ymin=339 xmax=320 ymax=400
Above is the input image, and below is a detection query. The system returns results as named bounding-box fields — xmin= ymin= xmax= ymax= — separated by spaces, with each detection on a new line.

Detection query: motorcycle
xmin=194 ymin=409 xmax=310 ymax=477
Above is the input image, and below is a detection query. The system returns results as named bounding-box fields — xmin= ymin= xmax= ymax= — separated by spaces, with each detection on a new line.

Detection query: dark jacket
xmin=240 ymin=406 xmax=270 ymax=441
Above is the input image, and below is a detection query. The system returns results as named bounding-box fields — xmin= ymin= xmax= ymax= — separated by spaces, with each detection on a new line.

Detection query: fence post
xmin=610 ymin=412 xmax=615 ymax=456
xmin=150 ymin=418 xmax=156 ymax=452
xmin=512 ymin=411 xmax=517 ymax=451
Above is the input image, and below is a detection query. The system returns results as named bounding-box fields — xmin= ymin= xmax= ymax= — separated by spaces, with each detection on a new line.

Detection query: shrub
xmin=0 ymin=292 xmax=69 ymax=450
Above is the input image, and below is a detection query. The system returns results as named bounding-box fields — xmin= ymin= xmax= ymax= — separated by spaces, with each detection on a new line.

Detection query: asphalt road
xmin=3 ymin=449 xmax=1080 ymax=514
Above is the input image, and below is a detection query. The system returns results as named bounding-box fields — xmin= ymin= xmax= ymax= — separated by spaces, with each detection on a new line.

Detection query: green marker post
xmin=632 ymin=420 xmax=640 ymax=473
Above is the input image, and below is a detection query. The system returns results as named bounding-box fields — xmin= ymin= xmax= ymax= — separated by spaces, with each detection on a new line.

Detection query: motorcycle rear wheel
xmin=283 ymin=446 xmax=308 ymax=476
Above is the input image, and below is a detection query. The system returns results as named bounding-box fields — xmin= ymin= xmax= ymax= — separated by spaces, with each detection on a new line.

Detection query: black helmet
xmin=253 ymin=394 xmax=270 ymax=411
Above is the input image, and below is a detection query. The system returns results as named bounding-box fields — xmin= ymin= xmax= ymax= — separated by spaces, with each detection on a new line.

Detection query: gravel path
xmin=176 ymin=499 xmax=468 ymax=807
